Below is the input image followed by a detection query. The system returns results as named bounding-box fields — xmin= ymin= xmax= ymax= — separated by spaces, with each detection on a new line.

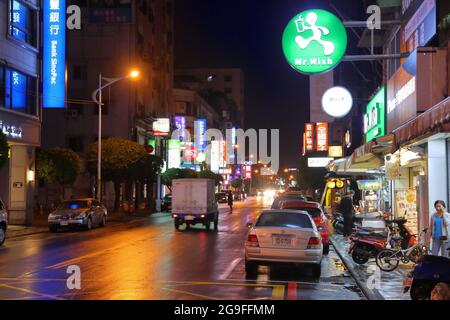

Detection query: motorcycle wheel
xmin=352 ymin=250 xmax=369 ymax=265
xmin=376 ymin=249 xmax=400 ymax=272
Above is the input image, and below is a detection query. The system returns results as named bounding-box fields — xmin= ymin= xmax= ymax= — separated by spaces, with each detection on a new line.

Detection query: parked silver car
xmin=0 ymin=199 xmax=7 ymax=246
xmin=245 ymin=210 xmax=323 ymax=278
xmin=48 ymin=198 xmax=107 ymax=232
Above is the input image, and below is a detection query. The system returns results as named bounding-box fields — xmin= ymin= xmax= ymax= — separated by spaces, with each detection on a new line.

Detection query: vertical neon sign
xmin=194 ymin=119 xmax=207 ymax=152
xmin=43 ymin=0 xmax=66 ymax=108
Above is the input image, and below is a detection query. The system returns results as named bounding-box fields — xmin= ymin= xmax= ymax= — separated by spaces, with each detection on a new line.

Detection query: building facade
xmin=41 ymin=0 xmax=174 ymax=203
xmin=175 ymin=68 xmax=245 ymax=128
xmin=0 ymin=0 xmax=41 ymax=225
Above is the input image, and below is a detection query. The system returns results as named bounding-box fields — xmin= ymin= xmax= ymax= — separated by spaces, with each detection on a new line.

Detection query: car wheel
xmin=205 ymin=221 xmax=211 ymax=231
xmin=0 ymin=227 xmax=5 ymax=246
xmin=86 ymin=217 xmax=93 ymax=231
xmin=323 ymin=244 xmax=330 ymax=255
xmin=245 ymin=261 xmax=258 ymax=277
xmin=49 ymin=226 xmax=58 ymax=233
xmin=100 ymin=215 xmax=107 ymax=228
xmin=312 ymin=264 xmax=322 ymax=278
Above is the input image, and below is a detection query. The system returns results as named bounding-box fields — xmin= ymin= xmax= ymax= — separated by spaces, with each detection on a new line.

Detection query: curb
xmin=330 ymin=237 xmax=385 ymax=301
xmin=8 ymin=229 xmax=49 ymax=239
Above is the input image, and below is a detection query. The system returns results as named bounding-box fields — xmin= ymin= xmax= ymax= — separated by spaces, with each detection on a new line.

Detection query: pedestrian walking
xmin=340 ymin=190 xmax=355 ymax=240
xmin=227 ymin=192 xmax=234 ymax=213
xmin=430 ymin=200 xmax=450 ymax=257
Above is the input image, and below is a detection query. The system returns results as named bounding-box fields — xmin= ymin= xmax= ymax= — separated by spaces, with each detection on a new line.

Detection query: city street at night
xmin=0 ymin=197 xmax=363 ymax=300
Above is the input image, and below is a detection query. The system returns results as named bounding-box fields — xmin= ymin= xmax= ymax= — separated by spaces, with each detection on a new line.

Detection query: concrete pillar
xmin=427 ymin=139 xmax=448 ymax=218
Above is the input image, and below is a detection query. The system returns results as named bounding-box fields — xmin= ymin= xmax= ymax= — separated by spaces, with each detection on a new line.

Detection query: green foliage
xmin=37 ymin=148 xmax=81 ymax=187
xmin=161 ymin=168 xmax=198 ymax=188
xmin=131 ymin=154 xmax=164 ymax=182
xmin=197 ymin=169 xmax=223 ymax=186
xmin=231 ymin=178 xmax=243 ymax=189
xmin=0 ymin=132 xmax=8 ymax=169
xmin=86 ymin=138 xmax=147 ymax=182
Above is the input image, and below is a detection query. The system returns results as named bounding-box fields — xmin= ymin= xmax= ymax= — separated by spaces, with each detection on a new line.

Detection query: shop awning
xmin=393 ymin=97 xmax=450 ymax=149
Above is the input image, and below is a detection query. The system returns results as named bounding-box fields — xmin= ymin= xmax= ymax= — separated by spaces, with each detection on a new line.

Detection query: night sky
xmin=175 ymin=0 xmax=377 ymax=168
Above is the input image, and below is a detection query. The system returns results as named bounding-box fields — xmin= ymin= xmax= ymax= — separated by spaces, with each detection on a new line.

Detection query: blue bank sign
xmin=43 ymin=0 xmax=66 ymax=108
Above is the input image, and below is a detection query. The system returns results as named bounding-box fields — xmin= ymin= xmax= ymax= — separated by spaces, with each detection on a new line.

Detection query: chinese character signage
xmin=244 ymin=165 xmax=252 ymax=180
xmin=304 ymin=123 xmax=314 ymax=153
xmin=43 ymin=0 xmax=66 ymax=109
xmin=194 ymin=119 xmax=207 ymax=152
xmin=364 ymin=86 xmax=386 ymax=142
xmin=316 ymin=123 xmax=328 ymax=152
xmin=153 ymin=118 xmax=170 ymax=136
xmin=174 ymin=116 xmax=186 ymax=140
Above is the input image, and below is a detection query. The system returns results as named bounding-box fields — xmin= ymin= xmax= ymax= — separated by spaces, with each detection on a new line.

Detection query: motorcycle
xmin=349 ymin=218 xmax=414 ymax=265
xmin=331 ymin=212 xmax=361 ymax=235
xmin=376 ymin=228 xmax=430 ymax=272
xmin=403 ymin=248 xmax=450 ymax=300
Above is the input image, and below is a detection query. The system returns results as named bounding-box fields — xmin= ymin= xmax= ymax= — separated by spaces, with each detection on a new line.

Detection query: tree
xmin=197 ymin=169 xmax=223 ymax=186
xmin=0 ymin=132 xmax=8 ymax=169
xmin=231 ymin=178 xmax=244 ymax=189
xmin=130 ymin=154 xmax=164 ymax=209
xmin=36 ymin=148 xmax=81 ymax=201
xmin=86 ymin=138 xmax=147 ymax=210
xmin=161 ymin=168 xmax=198 ymax=190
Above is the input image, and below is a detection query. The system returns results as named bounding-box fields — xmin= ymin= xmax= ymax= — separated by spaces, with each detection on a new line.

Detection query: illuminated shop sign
xmin=364 ymin=86 xmax=386 ymax=142
xmin=153 ymin=118 xmax=170 ymax=136
xmin=282 ymin=9 xmax=348 ymax=75
xmin=168 ymin=139 xmax=181 ymax=169
xmin=328 ymin=146 xmax=343 ymax=158
xmin=194 ymin=119 xmax=207 ymax=152
xmin=0 ymin=120 xmax=23 ymax=139
xmin=174 ymin=116 xmax=186 ymax=141
xmin=43 ymin=0 xmax=66 ymax=108
xmin=10 ymin=1 xmax=27 ymax=41
xmin=304 ymin=123 xmax=314 ymax=153
xmin=210 ymin=140 xmax=220 ymax=173
xmin=316 ymin=122 xmax=328 ymax=152
xmin=308 ymin=157 xmax=333 ymax=168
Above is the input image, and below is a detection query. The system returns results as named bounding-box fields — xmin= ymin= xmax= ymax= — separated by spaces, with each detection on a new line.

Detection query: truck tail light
xmin=246 ymin=234 xmax=259 ymax=247
xmin=307 ymin=237 xmax=321 ymax=249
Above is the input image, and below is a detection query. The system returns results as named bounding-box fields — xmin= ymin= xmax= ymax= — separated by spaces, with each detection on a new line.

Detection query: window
xmin=224 ymin=75 xmax=232 ymax=82
xmin=1 ymin=66 xmax=37 ymax=116
xmin=9 ymin=0 xmax=37 ymax=47
xmin=256 ymin=212 xmax=313 ymax=229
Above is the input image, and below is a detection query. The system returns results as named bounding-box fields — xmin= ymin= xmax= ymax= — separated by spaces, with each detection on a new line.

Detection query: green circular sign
xmin=282 ymin=9 xmax=348 ymax=75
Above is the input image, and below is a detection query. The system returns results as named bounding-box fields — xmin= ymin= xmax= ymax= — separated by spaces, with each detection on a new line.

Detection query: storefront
xmin=0 ymin=110 xmax=40 ymax=225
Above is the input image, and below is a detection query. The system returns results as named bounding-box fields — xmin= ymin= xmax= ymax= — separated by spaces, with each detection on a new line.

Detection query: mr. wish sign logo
xmin=282 ymin=9 xmax=348 ymax=75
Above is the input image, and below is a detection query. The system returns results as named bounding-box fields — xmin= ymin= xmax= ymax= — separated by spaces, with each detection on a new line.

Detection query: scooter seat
xmin=418 ymin=255 xmax=450 ymax=265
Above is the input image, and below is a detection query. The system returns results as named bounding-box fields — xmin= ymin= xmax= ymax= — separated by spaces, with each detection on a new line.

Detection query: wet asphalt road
xmin=0 ymin=197 xmax=364 ymax=300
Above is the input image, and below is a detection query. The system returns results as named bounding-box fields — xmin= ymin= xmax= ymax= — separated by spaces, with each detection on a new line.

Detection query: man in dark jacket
xmin=340 ymin=190 xmax=355 ymax=239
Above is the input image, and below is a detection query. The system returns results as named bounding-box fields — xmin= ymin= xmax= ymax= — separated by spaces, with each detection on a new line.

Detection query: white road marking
xmin=219 ymin=257 xmax=242 ymax=280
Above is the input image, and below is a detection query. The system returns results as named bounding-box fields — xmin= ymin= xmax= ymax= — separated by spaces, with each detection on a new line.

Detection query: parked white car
xmin=245 ymin=209 xmax=323 ymax=278
xmin=0 ymin=199 xmax=7 ymax=246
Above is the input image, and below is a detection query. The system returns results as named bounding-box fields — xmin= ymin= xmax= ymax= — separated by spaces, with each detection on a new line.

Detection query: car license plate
xmin=185 ymin=215 xmax=195 ymax=221
xmin=273 ymin=236 xmax=293 ymax=247
xmin=60 ymin=221 xmax=69 ymax=226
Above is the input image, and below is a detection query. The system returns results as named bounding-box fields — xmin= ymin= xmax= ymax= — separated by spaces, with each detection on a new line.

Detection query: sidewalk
xmin=6 ymin=210 xmax=162 ymax=239
xmin=330 ymin=234 xmax=412 ymax=300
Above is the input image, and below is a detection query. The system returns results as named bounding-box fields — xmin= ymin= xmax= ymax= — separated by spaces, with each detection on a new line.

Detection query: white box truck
xmin=172 ymin=179 xmax=219 ymax=231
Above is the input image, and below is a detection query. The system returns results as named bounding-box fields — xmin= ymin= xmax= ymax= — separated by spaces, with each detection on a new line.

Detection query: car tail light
xmin=307 ymin=237 xmax=321 ymax=249
xmin=246 ymin=234 xmax=259 ymax=247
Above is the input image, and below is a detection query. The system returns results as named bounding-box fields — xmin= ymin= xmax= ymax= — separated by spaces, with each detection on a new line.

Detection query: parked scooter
xmin=403 ymin=249 xmax=450 ymax=300
xmin=349 ymin=218 xmax=414 ymax=265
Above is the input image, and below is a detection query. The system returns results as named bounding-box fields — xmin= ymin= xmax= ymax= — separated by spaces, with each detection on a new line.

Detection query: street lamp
xmin=91 ymin=69 xmax=140 ymax=201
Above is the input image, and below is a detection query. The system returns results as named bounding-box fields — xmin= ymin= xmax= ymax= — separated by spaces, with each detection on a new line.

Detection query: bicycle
xmin=376 ymin=228 xmax=430 ymax=272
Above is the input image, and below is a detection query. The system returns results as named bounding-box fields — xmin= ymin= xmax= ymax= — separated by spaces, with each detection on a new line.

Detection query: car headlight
xmin=76 ymin=212 xmax=87 ymax=219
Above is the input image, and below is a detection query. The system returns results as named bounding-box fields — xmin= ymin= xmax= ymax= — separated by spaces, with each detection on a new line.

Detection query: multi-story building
xmin=0 ymin=0 xmax=41 ymax=225
xmin=175 ymin=68 xmax=245 ymax=128
xmin=41 ymin=0 xmax=174 ymax=199
xmin=329 ymin=0 xmax=450 ymax=236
